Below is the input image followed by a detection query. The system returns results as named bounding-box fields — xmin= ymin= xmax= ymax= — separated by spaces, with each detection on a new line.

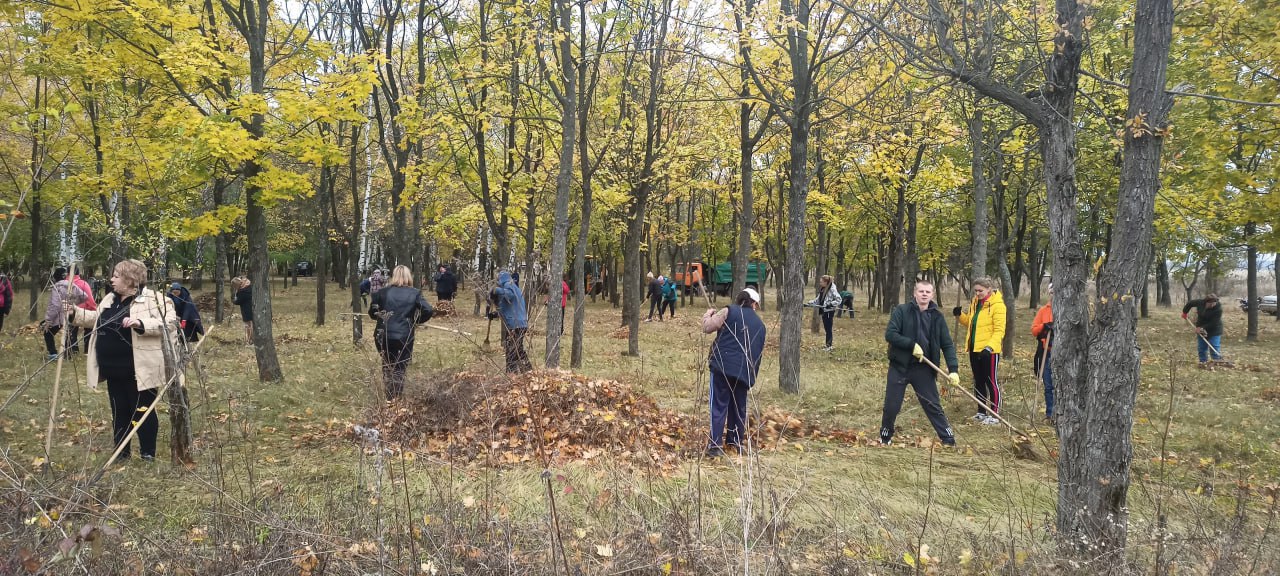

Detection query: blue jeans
xmin=1197 ymin=334 xmax=1222 ymax=362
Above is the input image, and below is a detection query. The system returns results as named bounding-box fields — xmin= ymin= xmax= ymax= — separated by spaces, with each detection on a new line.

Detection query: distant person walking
xmin=1031 ymin=283 xmax=1055 ymax=422
xmin=701 ymin=288 xmax=766 ymax=457
xmin=806 ymin=274 xmax=842 ymax=350
xmin=66 ymin=259 xmax=182 ymax=462
xmin=492 ymin=270 xmax=532 ymax=373
xmin=0 ymin=273 xmax=13 ymax=333
xmin=644 ymin=273 xmax=662 ymax=322
xmin=881 ymin=280 xmax=958 ymax=446
xmin=43 ymin=267 xmax=87 ymax=360
xmin=1182 ymin=293 xmax=1223 ymax=365
xmin=231 ymin=277 xmax=253 ymax=344
xmin=369 ymin=265 xmax=434 ymax=399
xmin=368 ymin=269 xmax=385 ymax=296
xmin=433 ymin=265 xmax=458 ymax=302
xmin=954 ymin=276 xmax=1006 ymax=425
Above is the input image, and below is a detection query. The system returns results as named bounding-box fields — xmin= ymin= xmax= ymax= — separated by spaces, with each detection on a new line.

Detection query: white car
xmin=1261 ymin=295 xmax=1278 ymax=315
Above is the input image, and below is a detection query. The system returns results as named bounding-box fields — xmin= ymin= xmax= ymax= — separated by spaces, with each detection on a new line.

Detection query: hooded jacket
xmin=168 ymin=285 xmax=205 ymax=341
xmin=492 ymin=271 xmax=528 ymax=329
xmin=69 ymin=287 xmax=184 ymax=391
xmin=958 ymin=290 xmax=1007 ymax=354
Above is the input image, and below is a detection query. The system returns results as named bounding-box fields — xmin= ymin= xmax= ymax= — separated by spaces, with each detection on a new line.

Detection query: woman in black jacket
xmin=369 ymin=265 xmax=434 ymax=399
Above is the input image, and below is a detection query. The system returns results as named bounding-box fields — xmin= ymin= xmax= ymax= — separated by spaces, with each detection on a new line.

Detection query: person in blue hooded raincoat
xmin=491 ymin=270 xmax=533 ymax=373
xmin=167 ymin=282 xmax=205 ymax=343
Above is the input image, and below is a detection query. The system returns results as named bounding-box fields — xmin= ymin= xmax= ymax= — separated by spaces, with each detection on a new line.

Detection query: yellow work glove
xmin=948 ymin=372 xmax=960 ymax=387
xmin=912 ymin=343 xmax=924 ymax=360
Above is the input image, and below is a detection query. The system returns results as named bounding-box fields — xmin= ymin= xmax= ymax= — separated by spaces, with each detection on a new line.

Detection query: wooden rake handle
xmin=919 ymin=355 xmax=1026 ymax=436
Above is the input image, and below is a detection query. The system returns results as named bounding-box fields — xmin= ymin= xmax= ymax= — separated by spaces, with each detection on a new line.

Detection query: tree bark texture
xmin=1080 ymin=0 xmax=1173 ymax=554
xmin=544 ymin=0 xmax=576 ymax=368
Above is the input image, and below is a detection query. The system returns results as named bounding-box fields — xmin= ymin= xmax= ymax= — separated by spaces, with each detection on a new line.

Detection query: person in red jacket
xmin=68 ymin=272 xmax=99 ymax=354
xmin=1031 ymin=283 xmax=1055 ymax=423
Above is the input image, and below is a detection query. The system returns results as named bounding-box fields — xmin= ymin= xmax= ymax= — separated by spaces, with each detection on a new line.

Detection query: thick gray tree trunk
xmin=1080 ymin=0 xmax=1173 ymax=554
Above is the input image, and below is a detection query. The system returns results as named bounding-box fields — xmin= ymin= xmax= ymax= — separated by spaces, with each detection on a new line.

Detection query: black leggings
xmin=821 ymin=310 xmax=835 ymax=346
xmin=105 ymin=372 xmax=159 ymax=459
xmin=378 ymin=337 xmax=414 ymax=400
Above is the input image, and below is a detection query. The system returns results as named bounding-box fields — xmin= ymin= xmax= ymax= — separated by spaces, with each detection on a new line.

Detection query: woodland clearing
xmin=2 ymin=280 xmax=1278 ymax=574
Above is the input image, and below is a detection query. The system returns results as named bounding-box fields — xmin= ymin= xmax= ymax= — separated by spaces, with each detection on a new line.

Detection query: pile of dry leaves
xmin=365 ymin=370 xmax=865 ymax=469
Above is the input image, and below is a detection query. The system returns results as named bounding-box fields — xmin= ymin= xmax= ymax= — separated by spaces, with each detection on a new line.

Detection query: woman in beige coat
xmin=68 ymin=259 xmax=182 ymax=461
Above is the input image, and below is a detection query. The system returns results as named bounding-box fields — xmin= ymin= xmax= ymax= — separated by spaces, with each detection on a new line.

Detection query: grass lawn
xmin=2 ymin=278 xmax=1278 ymax=574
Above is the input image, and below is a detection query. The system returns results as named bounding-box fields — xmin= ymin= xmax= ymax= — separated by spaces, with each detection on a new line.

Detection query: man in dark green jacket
xmin=881 ymin=280 xmax=960 ymax=446
xmin=1182 ymin=294 xmax=1223 ymax=364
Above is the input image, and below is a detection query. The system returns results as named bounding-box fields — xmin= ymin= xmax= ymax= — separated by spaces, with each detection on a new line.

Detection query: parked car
xmin=295 ymin=261 xmax=313 ymax=277
xmin=1260 ymin=294 xmax=1278 ymax=315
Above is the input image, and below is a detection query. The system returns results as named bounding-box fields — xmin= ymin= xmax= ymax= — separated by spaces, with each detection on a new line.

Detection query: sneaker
xmin=140 ymin=454 xmax=155 ymax=462
xmin=705 ymin=447 xmax=726 ymax=458
xmin=982 ymin=415 xmax=1001 ymax=426
xmin=940 ymin=440 xmax=956 ymax=447
xmin=822 ymin=345 xmax=834 ymax=352
xmin=880 ymin=438 xmax=892 ymax=446
xmin=644 ymin=318 xmax=652 ymax=323
xmin=47 ymin=353 xmax=59 ymax=361
xmin=972 ymin=413 xmax=986 ymax=422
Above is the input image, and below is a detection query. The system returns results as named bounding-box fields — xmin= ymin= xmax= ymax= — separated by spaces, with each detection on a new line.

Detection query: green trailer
xmin=710 ymin=261 xmax=768 ymax=296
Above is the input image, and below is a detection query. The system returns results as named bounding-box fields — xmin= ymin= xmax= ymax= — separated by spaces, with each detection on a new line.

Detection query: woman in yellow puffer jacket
xmin=953 ymin=277 xmax=1006 ymax=425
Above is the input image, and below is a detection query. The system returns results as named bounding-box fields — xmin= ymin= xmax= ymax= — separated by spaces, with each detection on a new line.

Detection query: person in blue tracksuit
xmin=700 ymin=288 xmax=766 ymax=457
xmin=491 ymin=270 xmax=532 ymax=373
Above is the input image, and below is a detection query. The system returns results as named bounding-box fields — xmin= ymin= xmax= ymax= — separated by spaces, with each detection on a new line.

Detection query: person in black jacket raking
xmin=1182 ymin=293 xmax=1223 ymax=365
xmin=369 ymin=265 xmax=434 ymax=399
xmin=881 ymin=280 xmax=960 ymax=446
xmin=700 ymin=288 xmax=767 ymax=458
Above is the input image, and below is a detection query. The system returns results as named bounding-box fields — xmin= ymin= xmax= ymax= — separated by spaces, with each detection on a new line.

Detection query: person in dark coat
xmin=700 ymin=288 xmax=767 ymax=457
xmin=881 ymin=280 xmax=959 ymax=447
xmin=1182 ymin=293 xmax=1224 ymax=364
xmin=369 ymin=265 xmax=434 ymax=399
xmin=491 ymin=269 xmax=532 ymax=373
xmin=168 ymin=282 xmax=205 ymax=343
xmin=434 ymin=265 xmax=458 ymax=302
xmin=644 ymin=273 xmax=662 ymax=322
xmin=231 ymin=276 xmax=253 ymax=344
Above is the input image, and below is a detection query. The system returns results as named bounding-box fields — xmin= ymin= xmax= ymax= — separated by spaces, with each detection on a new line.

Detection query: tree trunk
xmin=968 ymin=105 xmax=988 ymax=278
xmin=903 ymin=201 xmax=919 ymax=300
xmin=544 ymin=0 xmax=576 ymax=368
xmin=1156 ymin=250 xmax=1171 ymax=306
xmin=348 ymin=123 xmax=365 ymax=343
xmin=1245 ymin=223 xmax=1257 ymax=341
xmin=316 ymin=164 xmax=331 ymax=326
xmin=1079 ymin=0 xmax=1173 ymax=554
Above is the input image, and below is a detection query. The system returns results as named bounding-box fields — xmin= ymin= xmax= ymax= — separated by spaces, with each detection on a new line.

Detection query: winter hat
xmin=170 ymin=282 xmax=183 ymax=292
xmin=743 ymin=287 xmax=761 ymax=304
xmin=53 ymin=267 xmax=67 ymax=281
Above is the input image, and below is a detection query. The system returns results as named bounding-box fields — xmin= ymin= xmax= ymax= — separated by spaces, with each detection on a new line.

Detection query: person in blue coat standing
xmin=700 ymin=287 xmax=767 ymax=457
xmin=492 ymin=269 xmax=533 ymax=373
